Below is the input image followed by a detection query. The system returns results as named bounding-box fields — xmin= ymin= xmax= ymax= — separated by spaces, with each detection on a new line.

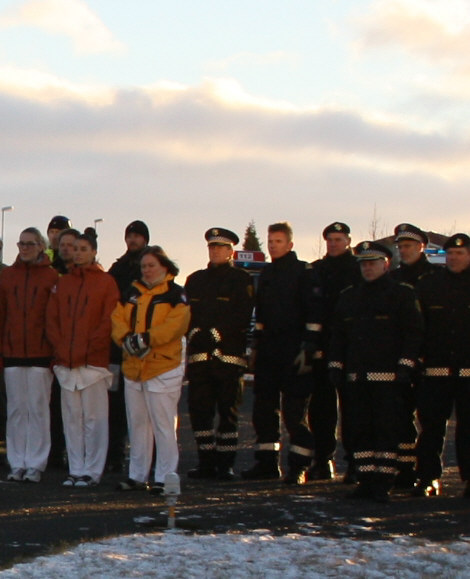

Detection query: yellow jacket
xmin=111 ymin=274 xmax=190 ymax=381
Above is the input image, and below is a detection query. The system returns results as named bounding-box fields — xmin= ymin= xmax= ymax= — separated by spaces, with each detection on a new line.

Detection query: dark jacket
xmin=329 ymin=273 xmax=423 ymax=382
xmin=310 ymin=250 xmax=361 ymax=353
xmin=390 ymin=253 xmax=439 ymax=287
xmin=416 ymin=266 xmax=470 ymax=375
xmin=254 ymin=251 xmax=315 ymax=359
xmin=108 ymin=250 xmax=144 ymax=299
xmin=185 ymin=262 xmax=253 ymax=367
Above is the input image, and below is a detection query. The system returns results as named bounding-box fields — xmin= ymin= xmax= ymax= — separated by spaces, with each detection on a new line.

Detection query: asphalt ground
xmin=0 ymin=382 xmax=469 ymax=570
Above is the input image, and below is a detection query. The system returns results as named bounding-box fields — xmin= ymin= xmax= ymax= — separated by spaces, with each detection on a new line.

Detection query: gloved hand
xmin=328 ymin=367 xmax=343 ymax=387
xmin=294 ymin=349 xmax=312 ymax=375
xmin=123 ymin=333 xmax=150 ymax=358
xmin=395 ymin=365 xmax=412 ymax=383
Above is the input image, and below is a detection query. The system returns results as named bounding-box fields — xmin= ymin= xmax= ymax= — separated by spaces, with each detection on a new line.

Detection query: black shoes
xmin=306 ymin=460 xmax=336 ymax=481
xmin=187 ymin=466 xmax=218 ymax=480
xmin=412 ymin=479 xmax=442 ymax=497
xmin=241 ymin=463 xmax=282 ymax=480
xmin=346 ymin=483 xmax=373 ymax=500
xmin=283 ymin=467 xmax=307 ymax=485
xmin=217 ymin=467 xmax=236 ymax=481
xmin=394 ymin=469 xmax=417 ymax=490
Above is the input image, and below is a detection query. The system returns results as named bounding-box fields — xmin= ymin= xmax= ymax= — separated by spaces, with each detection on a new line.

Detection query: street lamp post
xmin=1 ymin=205 xmax=14 ymax=263
xmin=93 ymin=218 xmax=104 ymax=234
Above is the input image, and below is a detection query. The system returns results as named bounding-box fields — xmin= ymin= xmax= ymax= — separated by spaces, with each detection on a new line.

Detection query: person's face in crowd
xmin=74 ymin=239 xmax=96 ymax=267
xmin=58 ymin=234 xmax=77 ymax=264
xmin=17 ymin=232 xmax=42 ymax=263
xmin=47 ymin=228 xmax=62 ymax=250
xmin=125 ymin=233 xmax=147 ymax=252
xmin=267 ymin=232 xmax=293 ymax=260
xmin=141 ymin=253 xmax=168 ymax=284
xmin=360 ymin=258 xmax=389 ymax=282
xmin=446 ymin=247 xmax=470 ymax=274
xmin=397 ymin=240 xmax=423 ymax=265
xmin=208 ymin=243 xmax=233 ymax=266
xmin=326 ymin=233 xmax=350 ymax=258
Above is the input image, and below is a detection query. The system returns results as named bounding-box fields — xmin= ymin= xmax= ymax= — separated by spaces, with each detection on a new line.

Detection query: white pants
xmin=5 ymin=366 xmax=52 ymax=471
xmin=61 ymin=380 xmax=109 ymax=482
xmin=125 ymin=377 xmax=182 ymax=484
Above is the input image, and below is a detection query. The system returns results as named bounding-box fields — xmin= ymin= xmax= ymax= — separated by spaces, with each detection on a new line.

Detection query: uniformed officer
xmin=307 ymin=222 xmax=361 ymax=483
xmin=241 ymin=222 xmax=315 ymax=484
xmin=329 ymin=241 xmax=423 ymax=502
xmin=185 ymin=228 xmax=254 ymax=480
xmin=414 ymin=233 xmax=470 ymax=498
xmin=390 ymin=223 xmax=438 ymax=489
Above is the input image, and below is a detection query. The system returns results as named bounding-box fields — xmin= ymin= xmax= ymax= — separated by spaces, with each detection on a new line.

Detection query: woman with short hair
xmin=112 ymin=245 xmax=190 ymax=494
xmin=0 ymin=227 xmax=58 ymax=483
xmin=46 ymin=228 xmax=119 ymax=487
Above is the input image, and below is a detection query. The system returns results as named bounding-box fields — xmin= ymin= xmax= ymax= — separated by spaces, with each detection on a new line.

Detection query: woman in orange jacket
xmin=46 ymin=229 xmax=119 ymax=487
xmin=112 ymin=246 xmax=190 ymax=494
xmin=0 ymin=227 xmax=58 ymax=483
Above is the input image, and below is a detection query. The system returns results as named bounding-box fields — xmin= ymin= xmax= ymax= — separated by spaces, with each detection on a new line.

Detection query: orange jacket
xmin=46 ymin=263 xmax=119 ymax=369
xmin=0 ymin=255 xmax=58 ymax=363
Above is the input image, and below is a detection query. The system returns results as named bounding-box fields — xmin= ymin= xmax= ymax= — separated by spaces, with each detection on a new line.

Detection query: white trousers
xmin=5 ymin=366 xmax=52 ymax=471
xmin=61 ymin=380 xmax=109 ymax=482
xmin=125 ymin=379 xmax=181 ymax=483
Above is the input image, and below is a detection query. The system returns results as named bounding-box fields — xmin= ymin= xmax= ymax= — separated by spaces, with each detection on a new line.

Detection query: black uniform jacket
xmin=254 ymin=251 xmax=315 ymax=358
xmin=185 ymin=262 xmax=254 ymax=366
xmin=390 ymin=254 xmax=439 ymax=287
xmin=416 ymin=266 xmax=470 ymax=375
xmin=310 ymin=250 xmax=361 ymax=353
xmin=329 ymin=273 xmax=423 ymax=381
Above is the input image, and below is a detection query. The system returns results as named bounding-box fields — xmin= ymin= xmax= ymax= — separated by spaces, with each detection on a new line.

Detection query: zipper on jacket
xmin=69 ymin=275 xmax=85 ymax=368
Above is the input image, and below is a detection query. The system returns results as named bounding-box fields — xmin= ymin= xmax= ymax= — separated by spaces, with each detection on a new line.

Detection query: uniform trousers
xmin=349 ymin=380 xmax=402 ymax=490
xmin=5 ymin=366 xmax=52 ymax=472
xmin=308 ymin=359 xmax=338 ymax=463
xmin=253 ymin=345 xmax=314 ymax=469
xmin=60 ymin=380 xmax=109 ymax=482
xmin=416 ymin=377 xmax=470 ymax=482
xmin=125 ymin=365 xmax=183 ymax=484
xmin=187 ymin=361 xmax=242 ymax=470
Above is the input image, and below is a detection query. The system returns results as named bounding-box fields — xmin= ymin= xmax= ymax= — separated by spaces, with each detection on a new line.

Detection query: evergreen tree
xmin=243 ymin=220 xmax=262 ymax=251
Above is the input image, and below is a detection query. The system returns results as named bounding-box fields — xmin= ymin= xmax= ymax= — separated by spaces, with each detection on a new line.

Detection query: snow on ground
xmin=2 ymin=531 xmax=470 ymax=578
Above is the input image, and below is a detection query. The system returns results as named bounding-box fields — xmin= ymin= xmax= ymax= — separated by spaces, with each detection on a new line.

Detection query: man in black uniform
xmin=185 ymin=228 xmax=253 ymax=480
xmin=107 ymin=220 xmax=150 ymax=472
xmin=329 ymin=241 xmax=423 ymax=502
xmin=390 ymin=223 xmax=438 ymax=489
xmin=307 ymin=222 xmax=361 ymax=482
xmin=414 ymin=233 xmax=470 ymax=498
xmin=242 ymin=222 xmax=315 ymax=484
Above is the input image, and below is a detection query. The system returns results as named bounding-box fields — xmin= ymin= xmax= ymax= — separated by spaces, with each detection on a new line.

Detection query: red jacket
xmin=0 ymin=255 xmax=58 ymax=364
xmin=46 ymin=263 xmax=119 ymax=369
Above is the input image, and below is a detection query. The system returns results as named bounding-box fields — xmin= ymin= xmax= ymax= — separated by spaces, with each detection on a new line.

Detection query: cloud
xmin=357 ymin=0 xmax=470 ymax=65
xmin=207 ymin=51 xmax=300 ymax=72
xmin=0 ymin=0 xmax=124 ymax=54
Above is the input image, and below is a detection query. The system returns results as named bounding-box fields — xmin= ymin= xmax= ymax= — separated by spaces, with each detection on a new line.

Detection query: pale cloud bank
xmin=0 ymin=0 xmax=124 ymax=54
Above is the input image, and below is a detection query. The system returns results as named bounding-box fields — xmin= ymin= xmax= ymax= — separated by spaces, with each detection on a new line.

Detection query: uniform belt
xmin=425 ymin=367 xmax=470 ymax=377
xmin=188 ymin=352 xmax=247 ymax=367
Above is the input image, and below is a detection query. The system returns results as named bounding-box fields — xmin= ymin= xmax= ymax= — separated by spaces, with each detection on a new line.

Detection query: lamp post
xmin=93 ymin=218 xmax=104 ymax=233
xmin=1 ymin=205 xmax=14 ymax=263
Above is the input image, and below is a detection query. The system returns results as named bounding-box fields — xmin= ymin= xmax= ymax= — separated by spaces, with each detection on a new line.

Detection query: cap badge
xmin=363 ymin=242 xmax=370 ymax=249
xmin=212 ymin=229 xmax=219 ymax=236
xmin=334 ymin=223 xmax=341 ymax=231
xmin=456 ymin=238 xmax=463 ymax=246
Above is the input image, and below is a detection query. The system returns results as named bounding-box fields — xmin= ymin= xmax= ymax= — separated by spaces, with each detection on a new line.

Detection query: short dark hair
xmin=268 ymin=221 xmax=293 ymax=242
xmin=140 ymin=245 xmax=179 ymax=277
xmin=58 ymin=228 xmax=81 ymax=242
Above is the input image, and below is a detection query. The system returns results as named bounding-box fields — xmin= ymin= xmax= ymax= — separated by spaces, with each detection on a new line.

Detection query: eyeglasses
xmin=17 ymin=241 xmax=38 ymax=248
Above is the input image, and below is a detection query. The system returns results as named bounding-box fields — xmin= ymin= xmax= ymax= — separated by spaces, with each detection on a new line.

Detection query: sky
xmin=0 ymin=0 xmax=469 ymax=277
xmin=1 ymin=530 xmax=470 ymax=577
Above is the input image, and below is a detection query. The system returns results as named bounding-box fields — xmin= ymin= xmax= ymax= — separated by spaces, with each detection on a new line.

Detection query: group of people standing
xmin=0 ymin=215 xmax=469 ymax=505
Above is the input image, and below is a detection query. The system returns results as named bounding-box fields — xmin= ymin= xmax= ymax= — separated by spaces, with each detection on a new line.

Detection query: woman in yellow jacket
xmin=112 ymin=246 xmax=190 ymax=494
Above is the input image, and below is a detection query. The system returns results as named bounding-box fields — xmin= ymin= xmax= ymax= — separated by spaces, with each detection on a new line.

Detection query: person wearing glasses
xmin=0 ymin=228 xmax=58 ymax=482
